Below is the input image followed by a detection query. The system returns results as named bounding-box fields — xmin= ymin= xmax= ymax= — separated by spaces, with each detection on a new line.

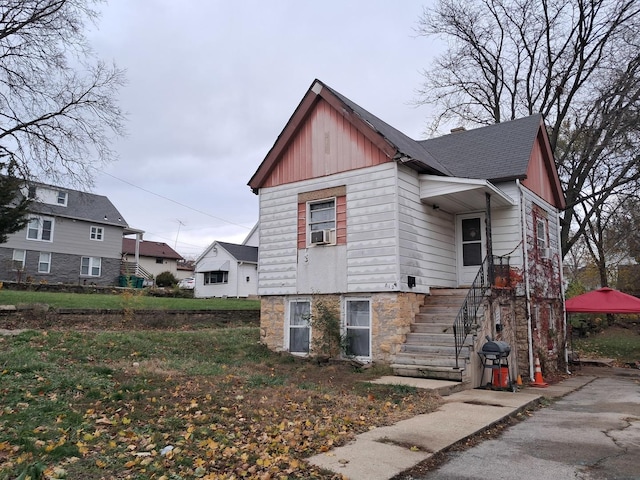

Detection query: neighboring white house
xmin=194 ymin=241 xmax=258 ymax=298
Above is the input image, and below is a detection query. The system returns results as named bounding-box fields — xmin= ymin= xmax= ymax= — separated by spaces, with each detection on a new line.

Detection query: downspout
xmin=556 ymin=213 xmax=569 ymax=374
xmin=485 ymin=193 xmax=493 ymax=284
xmin=518 ymin=180 xmax=535 ymax=381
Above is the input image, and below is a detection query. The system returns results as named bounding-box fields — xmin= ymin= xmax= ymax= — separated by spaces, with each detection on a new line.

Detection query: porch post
xmin=485 ymin=192 xmax=493 ymax=284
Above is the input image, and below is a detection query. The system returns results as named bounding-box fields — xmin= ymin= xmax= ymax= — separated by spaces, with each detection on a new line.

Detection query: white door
xmin=457 ymin=214 xmax=486 ymax=286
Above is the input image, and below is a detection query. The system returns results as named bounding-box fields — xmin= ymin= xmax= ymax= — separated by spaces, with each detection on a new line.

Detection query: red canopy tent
xmin=565 ymin=287 xmax=640 ymax=313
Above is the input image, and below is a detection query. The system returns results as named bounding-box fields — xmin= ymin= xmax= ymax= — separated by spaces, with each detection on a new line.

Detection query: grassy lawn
xmin=0 ymin=327 xmax=441 ymax=479
xmin=572 ymin=324 xmax=640 ymax=366
xmin=0 ymin=289 xmax=260 ymax=311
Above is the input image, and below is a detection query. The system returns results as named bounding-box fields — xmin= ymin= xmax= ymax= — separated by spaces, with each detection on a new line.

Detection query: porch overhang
xmin=195 ymin=260 xmax=230 ymax=273
xmin=419 ymin=175 xmax=516 ymax=213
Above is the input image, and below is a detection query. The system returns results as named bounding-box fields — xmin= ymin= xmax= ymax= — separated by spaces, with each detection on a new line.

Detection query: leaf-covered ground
xmin=0 ymin=327 xmax=441 ymax=479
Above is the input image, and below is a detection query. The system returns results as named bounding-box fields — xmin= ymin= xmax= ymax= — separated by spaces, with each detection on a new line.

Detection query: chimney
xmin=450 ymin=127 xmax=466 ymax=133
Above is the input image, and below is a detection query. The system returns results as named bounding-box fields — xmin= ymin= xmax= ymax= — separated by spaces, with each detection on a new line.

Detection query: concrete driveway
xmin=410 ymin=372 xmax=640 ymax=480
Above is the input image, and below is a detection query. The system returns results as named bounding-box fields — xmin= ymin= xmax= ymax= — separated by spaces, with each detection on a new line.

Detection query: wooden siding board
xmin=262 ymin=99 xmax=392 ymax=188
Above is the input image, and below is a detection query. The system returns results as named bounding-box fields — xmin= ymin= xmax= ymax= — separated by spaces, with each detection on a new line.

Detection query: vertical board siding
xmin=397 ymin=166 xmax=457 ymax=289
xmin=522 ymin=141 xmax=557 ymax=207
xmin=262 ymin=99 xmax=390 ymax=188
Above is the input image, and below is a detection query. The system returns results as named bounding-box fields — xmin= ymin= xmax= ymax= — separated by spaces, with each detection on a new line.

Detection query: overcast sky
xmin=87 ymin=0 xmax=441 ymax=259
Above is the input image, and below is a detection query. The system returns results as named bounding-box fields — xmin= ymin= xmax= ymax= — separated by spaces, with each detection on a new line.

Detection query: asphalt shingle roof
xmin=418 ymin=114 xmax=543 ymax=182
xmin=122 ymin=238 xmax=183 ymax=260
xmin=28 ymin=183 xmax=129 ymax=228
xmin=217 ymin=242 xmax=258 ymax=263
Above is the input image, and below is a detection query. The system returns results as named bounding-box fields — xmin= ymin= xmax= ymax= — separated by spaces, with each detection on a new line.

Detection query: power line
xmin=95 ymin=168 xmax=252 ymax=230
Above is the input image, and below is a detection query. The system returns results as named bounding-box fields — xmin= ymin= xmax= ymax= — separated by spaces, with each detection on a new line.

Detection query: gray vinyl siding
xmin=3 ymin=218 xmax=123 ymax=259
xmin=397 ymin=166 xmax=457 ymax=290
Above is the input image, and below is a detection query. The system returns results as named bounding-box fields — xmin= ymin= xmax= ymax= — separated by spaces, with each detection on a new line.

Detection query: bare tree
xmin=0 ymin=0 xmax=126 ymax=188
xmin=416 ymin=0 xmax=640 ymax=266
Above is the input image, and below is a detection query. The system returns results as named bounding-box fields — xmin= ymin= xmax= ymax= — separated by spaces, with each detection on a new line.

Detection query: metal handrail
xmin=453 ymin=257 xmax=490 ymax=368
xmin=120 ymin=261 xmax=153 ymax=280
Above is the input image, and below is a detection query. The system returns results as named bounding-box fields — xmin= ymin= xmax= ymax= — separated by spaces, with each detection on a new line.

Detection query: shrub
xmin=155 ymin=271 xmax=178 ymax=287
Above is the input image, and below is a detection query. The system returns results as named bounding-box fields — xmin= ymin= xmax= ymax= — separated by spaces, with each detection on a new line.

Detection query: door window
xmin=461 ymin=218 xmax=482 ymax=266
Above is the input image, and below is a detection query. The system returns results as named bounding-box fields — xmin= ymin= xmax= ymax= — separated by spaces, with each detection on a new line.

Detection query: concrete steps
xmin=392 ymin=288 xmax=473 ymax=382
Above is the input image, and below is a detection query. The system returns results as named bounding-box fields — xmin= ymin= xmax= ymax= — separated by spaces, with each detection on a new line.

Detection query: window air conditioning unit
xmin=310 ymin=229 xmax=332 ymax=245
xmin=541 ymin=247 xmax=552 ymax=259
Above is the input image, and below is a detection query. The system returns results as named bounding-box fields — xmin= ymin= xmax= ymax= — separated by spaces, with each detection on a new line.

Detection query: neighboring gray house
xmin=194 ymin=241 xmax=258 ymax=298
xmin=0 ymin=182 xmax=130 ymax=286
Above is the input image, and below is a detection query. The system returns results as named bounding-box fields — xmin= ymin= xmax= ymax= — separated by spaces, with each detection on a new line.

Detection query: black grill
xmin=479 ymin=336 xmax=511 ymax=359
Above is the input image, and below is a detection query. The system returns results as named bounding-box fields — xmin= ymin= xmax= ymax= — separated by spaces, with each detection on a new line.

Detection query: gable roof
xmin=27 ymin=182 xmax=129 ymax=228
xmin=197 ymin=241 xmax=259 ymax=265
xmin=418 ymin=115 xmax=543 ymax=182
xmin=248 ymin=79 xmax=450 ymax=191
xmin=249 ymin=79 xmax=565 ymax=209
xmin=217 ymin=242 xmax=258 ymax=263
xmin=122 ymin=238 xmax=183 ymax=260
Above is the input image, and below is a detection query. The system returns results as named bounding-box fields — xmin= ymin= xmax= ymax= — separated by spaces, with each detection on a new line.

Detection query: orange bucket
xmin=492 ymin=367 xmax=509 ymax=388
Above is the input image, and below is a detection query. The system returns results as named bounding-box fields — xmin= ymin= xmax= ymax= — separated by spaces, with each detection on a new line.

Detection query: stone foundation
xmin=259 ymin=292 xmax=427 ymax=362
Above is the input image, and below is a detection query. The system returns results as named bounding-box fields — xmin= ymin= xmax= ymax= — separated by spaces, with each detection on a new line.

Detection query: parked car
xmin=178 ymin=277 xmax=195 ymax=289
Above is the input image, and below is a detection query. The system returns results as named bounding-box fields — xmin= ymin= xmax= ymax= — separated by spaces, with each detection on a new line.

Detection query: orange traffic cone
xmin=516 ymin=374 xmax=523 ymax=386
xmin=530 ymin=356 xmax=548 ymax=388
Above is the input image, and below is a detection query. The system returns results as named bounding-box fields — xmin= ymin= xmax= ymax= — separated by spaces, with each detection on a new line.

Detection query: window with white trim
xmin=12 ymin=249 xmax=25 ymax=270
xmin=536 ymin=218 xmax=547 ymax=250
xmin=81 ymin=256 xmax=101 ymax=276
xmin=288 ymin=300 xmax=311 ymax=354
xmin=345 ymin=298 xmax=371 ymax=359
xmin=27 ymin=216 xmax=54 ymax=241
xmin=308 ymin=198 xmax=336 ymax=245
xmin=38 ymin=252 xmax=51 ymax=273
xmin=57 ymin=191 xmax=68 ymax=206
xmin=204 ymin=271 xmax=228 ymax=284
xmin=90 ymin=226 xmax=104 ymax=241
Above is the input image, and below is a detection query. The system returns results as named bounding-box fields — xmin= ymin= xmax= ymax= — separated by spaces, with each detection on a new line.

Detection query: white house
xmin=194 ymin=241 xmax=258 ymax=298
xmin=247 ymin=79 xmax=566 ymax=387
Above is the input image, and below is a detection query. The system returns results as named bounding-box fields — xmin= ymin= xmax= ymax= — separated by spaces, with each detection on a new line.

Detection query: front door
xmin=457 ymin=214 xmax=486 ymax=286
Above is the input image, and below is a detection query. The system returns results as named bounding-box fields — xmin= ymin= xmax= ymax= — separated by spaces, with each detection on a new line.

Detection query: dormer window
xmin=57 ymin=191 xmax=68 ymax=206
